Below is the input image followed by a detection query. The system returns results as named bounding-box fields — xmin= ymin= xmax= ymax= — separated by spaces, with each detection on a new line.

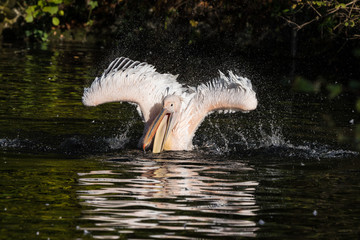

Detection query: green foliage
xmin=22 ymin=0 xmax=98 ymax=41
xmin=23 ymin=0 xmax=65 ymax=41
xmin=281 ymin=0 xmax=360 ymax=39
xmin=25 ymin=29 xmax=48 ymax=41
xmin=52 ymin=16 xmax=60 ymax=26
xmin=1 ymin=0 xmax=358 ymax=51
xmin=293 ymin=76 xmax=321 ymax=93
xmin=86 ymin=0 xmax=98 ymax=26
xmin=43 ymin=6 xmax=59 ymax=15
xmin=25 ymin=1 xmax=63 ymax=25
xmin=286 ymin=1 xmax=360 ymax=149
xmin=88 ymin=0 xmax=98 ymax=11
xmin=292 ymin=76 xmax=360 ymax=101
xmin=326 ymin=84 xmax=343 ymax=99
xmin=293 ymin=75 xmax=360 ymax=150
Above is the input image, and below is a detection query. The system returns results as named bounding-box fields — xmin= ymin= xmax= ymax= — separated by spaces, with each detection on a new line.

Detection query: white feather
xmin=83 ymin=57 xmax=258 ymax=151
xmin=82 ymin=57 xmax=184 ymax=122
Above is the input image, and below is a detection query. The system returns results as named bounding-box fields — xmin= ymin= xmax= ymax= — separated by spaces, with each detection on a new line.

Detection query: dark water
xmin=0 ymin=43 xmax=359 ymax=239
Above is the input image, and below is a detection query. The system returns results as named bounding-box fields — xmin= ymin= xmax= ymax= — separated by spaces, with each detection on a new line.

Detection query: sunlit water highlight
xmin=77 ymin=154 xmax=259 ymax=238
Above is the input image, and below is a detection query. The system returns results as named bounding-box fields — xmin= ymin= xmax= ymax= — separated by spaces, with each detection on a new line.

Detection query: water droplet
xmin=349 ymin=119 xmax=354 ymax=124
xmin=36 ymin=231 xmax=40 ymax=235
xmin=258 ymin=219 xmax=265 ymax=225
xmin=313 ymin=210 xmax=318 ymax=216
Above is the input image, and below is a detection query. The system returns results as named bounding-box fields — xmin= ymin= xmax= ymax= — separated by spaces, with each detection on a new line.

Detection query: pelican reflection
xmin=77 ymin=155 xmax=259 ymax=238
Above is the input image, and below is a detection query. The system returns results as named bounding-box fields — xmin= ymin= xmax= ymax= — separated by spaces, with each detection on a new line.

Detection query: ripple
xmin=77 ymin=155 xmax=259 ymax=238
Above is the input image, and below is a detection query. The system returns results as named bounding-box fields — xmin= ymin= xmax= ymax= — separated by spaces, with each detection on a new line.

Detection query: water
xmin=1 ymin=42 xmax=359 ymax=239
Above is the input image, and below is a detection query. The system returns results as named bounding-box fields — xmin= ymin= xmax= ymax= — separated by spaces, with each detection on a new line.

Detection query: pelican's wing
xmin=82 ymin=57 xmax=184 ymax=122
xmin=181 ymin=71 xmax=258 ymax=135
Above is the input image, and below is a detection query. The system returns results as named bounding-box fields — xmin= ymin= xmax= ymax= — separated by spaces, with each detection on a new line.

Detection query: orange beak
xmin=142 ymin=108 xmax=175 ymax=153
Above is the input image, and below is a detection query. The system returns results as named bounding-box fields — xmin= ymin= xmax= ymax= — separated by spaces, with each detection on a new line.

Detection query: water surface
xmin=0 ymin=43 xmax=359 ymax=239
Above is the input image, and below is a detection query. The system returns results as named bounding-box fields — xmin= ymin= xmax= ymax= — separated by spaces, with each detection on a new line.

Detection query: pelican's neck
xmin=163 ymin=120 xmax=194 ymax=151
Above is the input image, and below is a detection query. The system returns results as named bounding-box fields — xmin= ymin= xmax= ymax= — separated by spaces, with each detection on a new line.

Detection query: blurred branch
xmin=280 ymin=15 xmax=319 ymax=31
xmin=281 ymin=0 xmax=360 ymax=39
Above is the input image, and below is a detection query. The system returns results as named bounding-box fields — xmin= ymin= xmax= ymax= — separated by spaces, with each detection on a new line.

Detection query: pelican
xmin=82 ymin=57 xmax=258 ymax=153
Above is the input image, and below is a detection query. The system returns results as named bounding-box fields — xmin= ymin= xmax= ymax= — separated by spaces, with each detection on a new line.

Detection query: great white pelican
xmin=82 ymin=57 xmax=258 ymax=153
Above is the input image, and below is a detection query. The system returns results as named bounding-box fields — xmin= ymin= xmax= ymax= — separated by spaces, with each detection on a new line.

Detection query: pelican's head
xmin=143 ymin=95 xmax=181 ymax=153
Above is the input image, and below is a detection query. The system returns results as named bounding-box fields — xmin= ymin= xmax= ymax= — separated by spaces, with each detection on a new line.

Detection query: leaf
xmin=49 ymin=0 xmax=63 ymax=4
xmin=86 ymin=19 xmax=94 ymax=26
xmin=293 ymin=77 xmax=319 ymax=93
xmin=88 ymin=0 xmax=98 ymax=10
xmin=59 ymin=10 xmax=64 ymax=16
xmin=37 ymin=0 xmax=44 ymax=8
xmin=52 ymin=17 xmax=60 ymax=26
xmin=189 ymin=19 xmax=199 ymax=27
xmin=41 ymin=32 xmax=48 ymax=42
xmin=43 ymin=6 xmax=59 ymax=15
xmin=314 ymin=1 xmax=325 ymax=7
xmin=326 ymin=84 xmax=342 ymax=99
xmin=25 ymin=5 xmax=39 ymax=19
xmin=25 ymin=14 xmax=34 ymax=23
xmin=26 ymin=5 xmax=37 ymax=15
xmin=336 ymin=3 xmax=346 ymax=9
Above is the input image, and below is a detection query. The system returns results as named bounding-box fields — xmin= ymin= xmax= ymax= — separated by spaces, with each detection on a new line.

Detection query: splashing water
xmin=198 ymin=119 xmax=358 ymax=159
xmin=258 ymin=123 xmax=287 ymax=148
xmin=241 ymin=123 xmax=358 ymax=159
xmin=105 ymin=128 xmax=130 ymax=150
xmin=0 ymin=138 xmax=21 ymax=149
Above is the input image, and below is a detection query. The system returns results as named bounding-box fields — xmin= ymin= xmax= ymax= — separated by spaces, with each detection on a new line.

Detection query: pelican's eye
xmin=170 ymin=103 xmax=174 ymax=107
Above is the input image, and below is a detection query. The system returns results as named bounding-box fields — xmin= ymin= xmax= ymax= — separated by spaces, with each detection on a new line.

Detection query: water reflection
xmin=77 ymin=152 xmax=259 ymax=239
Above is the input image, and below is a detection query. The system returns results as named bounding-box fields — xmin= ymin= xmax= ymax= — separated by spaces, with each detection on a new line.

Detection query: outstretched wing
xmin=180 ymin=71 xmax=258 ymax=136
xmin=82 ymin=57 xmax=184 ymax=122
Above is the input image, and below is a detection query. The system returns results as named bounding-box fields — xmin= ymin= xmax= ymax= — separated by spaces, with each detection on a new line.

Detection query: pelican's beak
xmin=142 ymin=108 xmax=175 ymax=153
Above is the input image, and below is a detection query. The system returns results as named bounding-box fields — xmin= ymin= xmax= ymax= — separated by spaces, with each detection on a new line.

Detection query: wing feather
xmin=82 ymin=57 xmax=184 ymax=122
xmin=194 ymin=70 xmax=257 ymax=112
xmin=180 ymin=71 xmax=258 ymax=136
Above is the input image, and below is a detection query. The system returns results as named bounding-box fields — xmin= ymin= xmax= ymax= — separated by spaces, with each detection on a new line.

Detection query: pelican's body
xmin=82 ymin=57 xmax=258 ymax=153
